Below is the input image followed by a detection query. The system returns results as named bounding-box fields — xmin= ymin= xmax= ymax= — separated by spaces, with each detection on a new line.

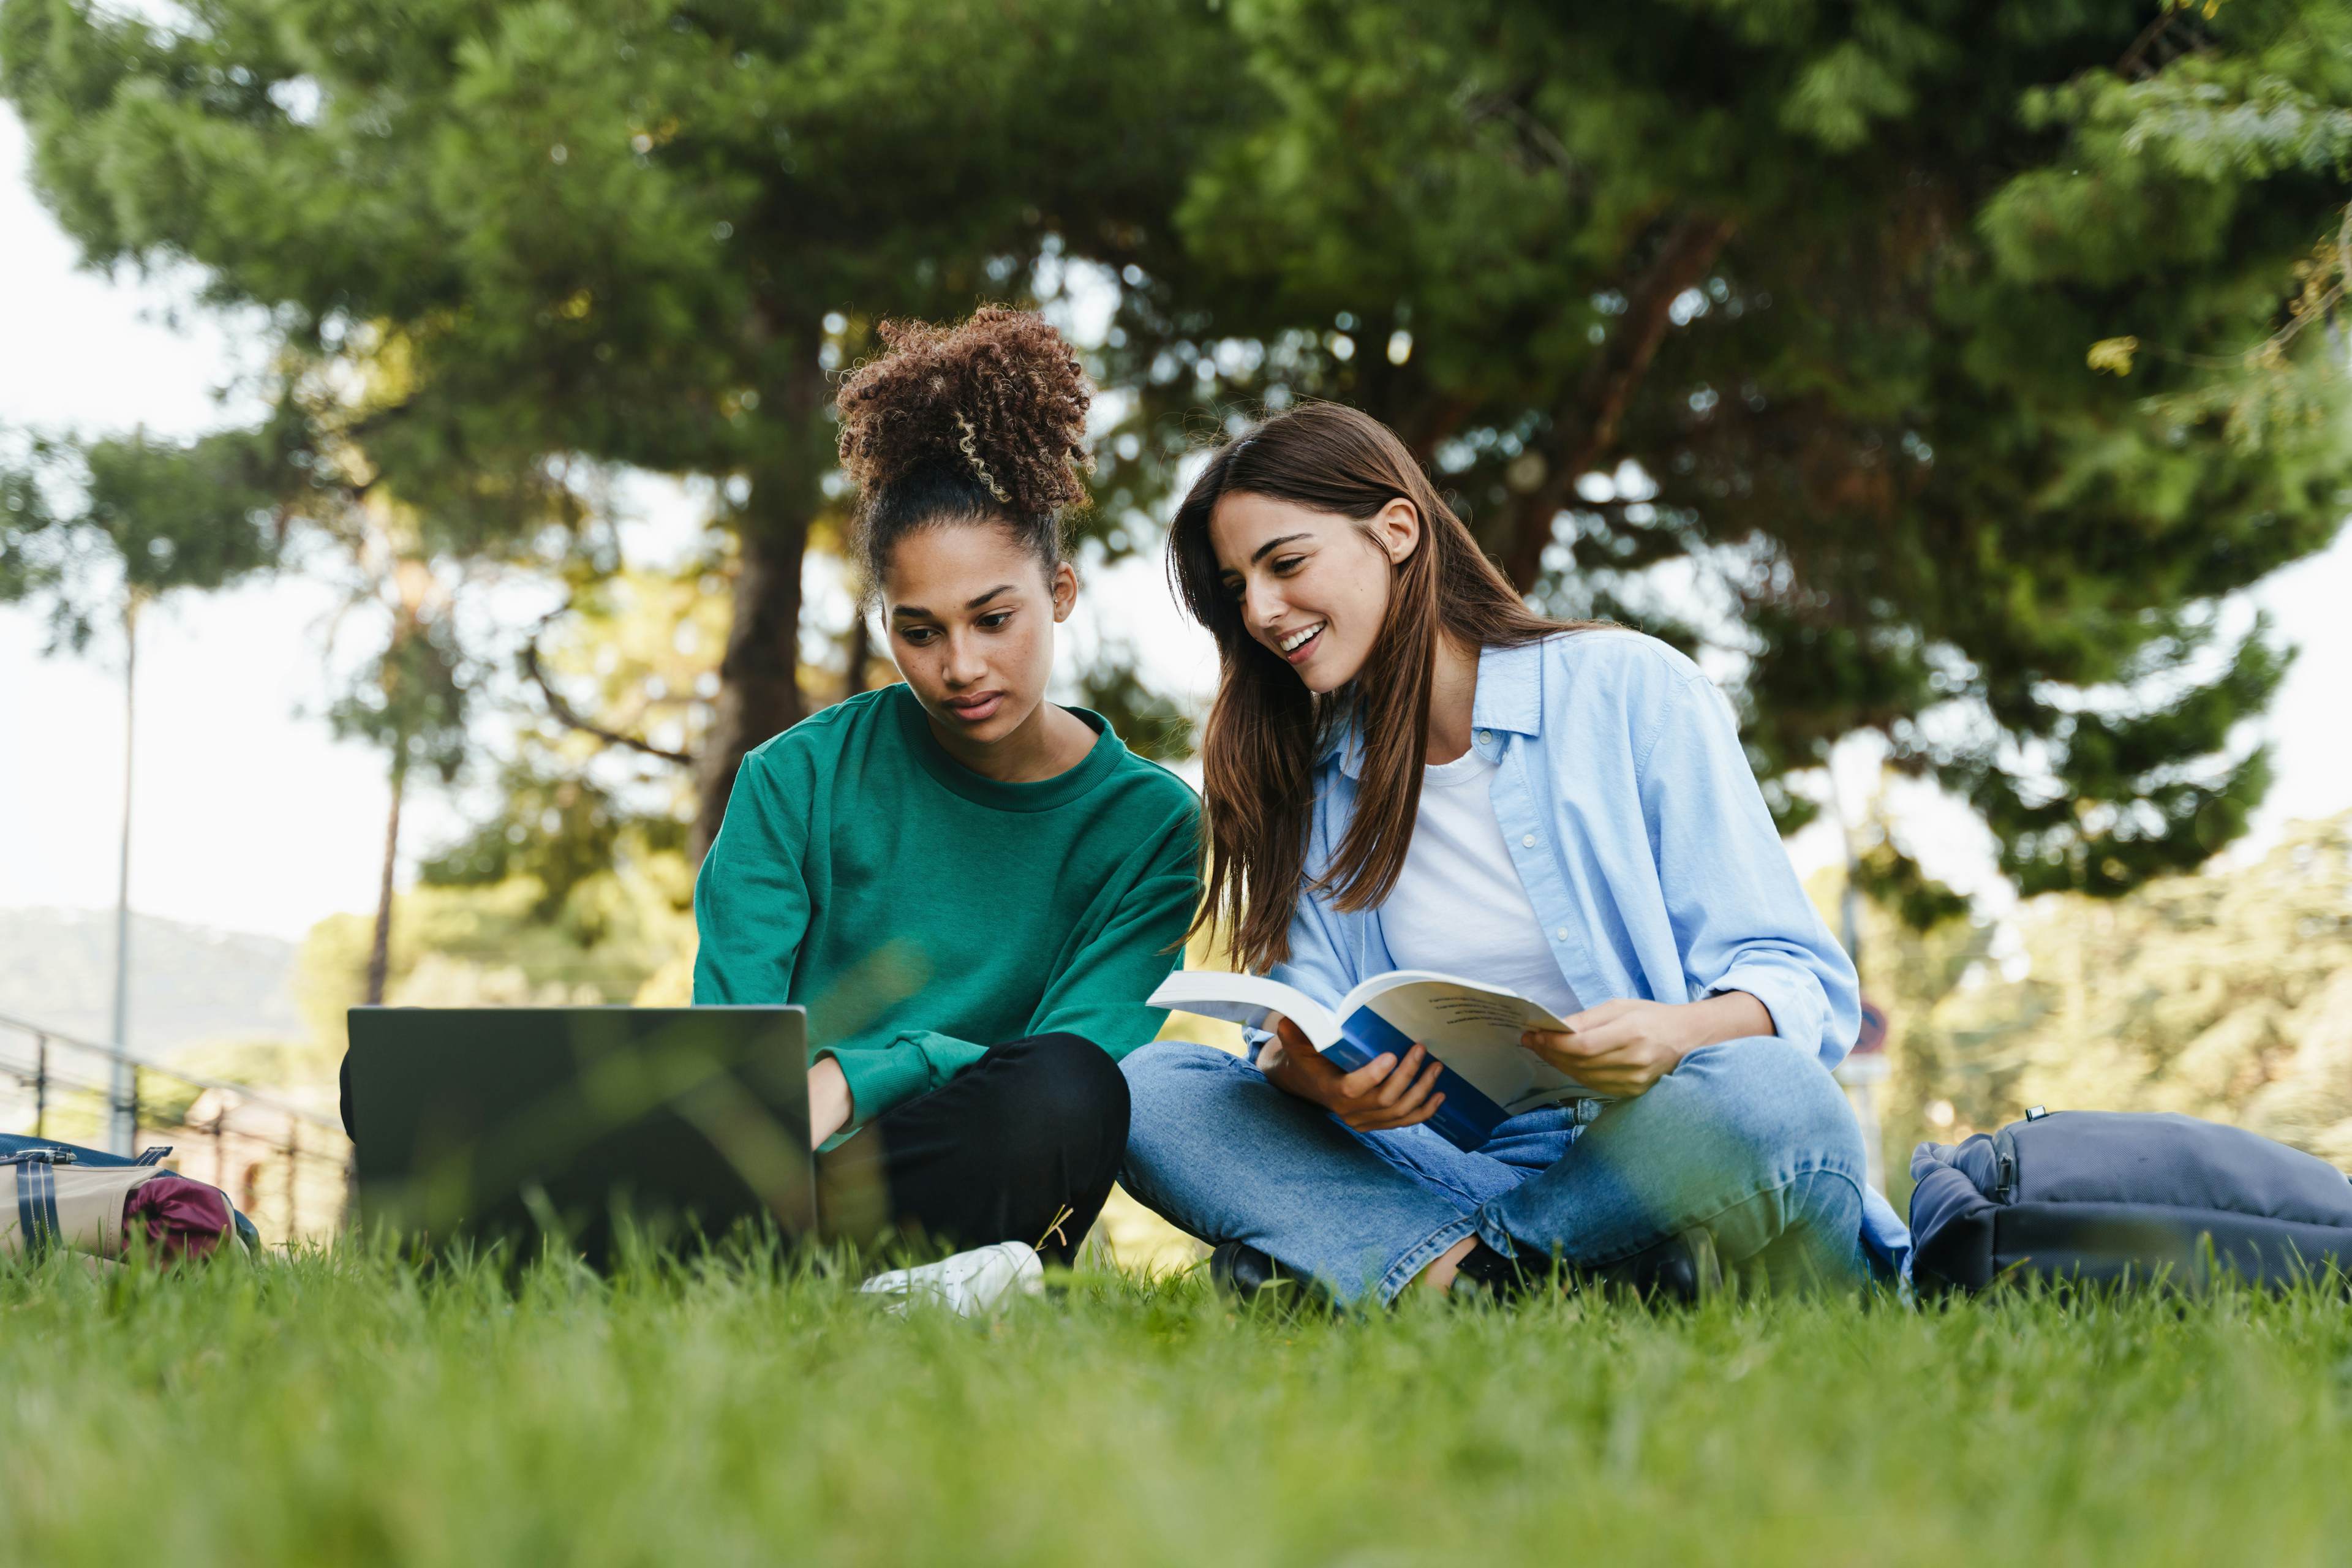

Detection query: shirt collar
xmin=1320 ymin=639 xmax=1548 ymax=780
xmin=1469 ymin=639 xmax=1546 ymax=737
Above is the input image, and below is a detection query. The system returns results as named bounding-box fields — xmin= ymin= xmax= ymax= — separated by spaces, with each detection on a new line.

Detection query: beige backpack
xmin=1 ymin=1146 xmax=219 ymax=1264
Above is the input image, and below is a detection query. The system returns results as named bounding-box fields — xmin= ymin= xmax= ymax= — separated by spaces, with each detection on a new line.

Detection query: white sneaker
xmin=857 ymin=1241 xmax=1045 ymax=1317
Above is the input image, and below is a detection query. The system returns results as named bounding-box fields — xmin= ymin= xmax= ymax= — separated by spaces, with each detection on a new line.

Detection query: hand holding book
xmin=1520 ymin=992 xmax=1776 ymax=1098
xmin=1260 ymin=1016 xmax=1449 ymax=1133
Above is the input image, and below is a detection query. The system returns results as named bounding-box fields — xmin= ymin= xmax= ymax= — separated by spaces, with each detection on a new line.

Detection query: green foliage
xmin=10 ymin=0 xmax=2351 ymax=905
xmin=1115 ymin=0 xmax=2352 ymax=901
xmin=1875 ymin=812 xmax=2352 ymax=1172
xmin=328 ymin=610 xmax=472 ymax=786
xmin=420 ymin=758 xmax=687 ymax=918
xmin=1073 ymin=644 xmax=1196 ymax=763
xmin=519 ymin=564 xmax=730 ymax=768
xmin=7 ymin=1251 xmax=2352 ymax=1564
xmin=0 ymin=0 xmax=1250 ymax=840
xmin=1849 ymin=840 xmax=1972 ymax=935
xmin=295 ymin=851 xmax=698 ymax=1049
xmin=0 ymin=409 xmax=321 ymax=646
xmin=412 ymin=564 xmax=714 ymax=911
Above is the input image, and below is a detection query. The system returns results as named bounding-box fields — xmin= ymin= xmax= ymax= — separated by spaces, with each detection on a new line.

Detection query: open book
xmin=1148 ymin=969 xmax=1600 ymax=1151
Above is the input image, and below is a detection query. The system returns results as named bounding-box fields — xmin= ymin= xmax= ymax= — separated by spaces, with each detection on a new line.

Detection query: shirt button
xmin=1521 ymin=834 xmax=1536 ymax=848
xmin=1555 ymin=927 xmax=1570 ymax=941
xmin=1477 ymin=730 xmax=1492 ymax=745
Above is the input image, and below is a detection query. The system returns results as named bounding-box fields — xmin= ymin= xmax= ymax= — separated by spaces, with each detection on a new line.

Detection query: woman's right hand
xmin=1259 ymin=1014 xmax=1447 ymax=1133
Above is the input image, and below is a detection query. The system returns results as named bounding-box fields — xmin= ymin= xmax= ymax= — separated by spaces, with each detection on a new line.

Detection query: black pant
xmin=817 ymin=1033 xmax=1129 ymax=1267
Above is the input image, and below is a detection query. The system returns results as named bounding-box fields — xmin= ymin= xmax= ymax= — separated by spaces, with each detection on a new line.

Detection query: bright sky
xmin=4 ymin=104 xmax=2348 ymax=944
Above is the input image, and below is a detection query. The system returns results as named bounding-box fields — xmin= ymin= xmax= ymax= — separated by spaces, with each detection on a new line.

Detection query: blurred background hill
xmin=0 ymin=908 xmax=301 ymax=1055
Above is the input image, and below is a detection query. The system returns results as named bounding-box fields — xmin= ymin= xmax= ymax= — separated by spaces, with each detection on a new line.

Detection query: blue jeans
xmin=1120 ymin=1036 xmax=1874 ymax=1306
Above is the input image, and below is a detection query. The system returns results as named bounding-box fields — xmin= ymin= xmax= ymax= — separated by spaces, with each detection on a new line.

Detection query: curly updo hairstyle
xmin=834 ymin=307 xmax=1093 ymax=597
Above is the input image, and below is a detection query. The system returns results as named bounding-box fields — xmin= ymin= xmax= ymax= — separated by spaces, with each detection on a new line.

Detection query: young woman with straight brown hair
xmin=1119 ymin=401 xmax=1908 ymax=1306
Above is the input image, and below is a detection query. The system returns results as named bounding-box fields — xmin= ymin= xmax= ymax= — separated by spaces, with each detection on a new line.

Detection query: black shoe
xmin=1208 ymin=1242 xmax=1331 ymax=1312
xmin=1452 ymin=1229 xmax=1724 ymax=1306
xmin=1589 ymin=1226 xmax=1723 ymax=1305
xmin=1447 ymin=1239 xmax=1532 ymax=1302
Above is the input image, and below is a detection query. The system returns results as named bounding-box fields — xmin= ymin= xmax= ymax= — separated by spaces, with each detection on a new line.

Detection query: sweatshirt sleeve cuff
xmin=821 ymin=1046 xmax=933 ymax=1131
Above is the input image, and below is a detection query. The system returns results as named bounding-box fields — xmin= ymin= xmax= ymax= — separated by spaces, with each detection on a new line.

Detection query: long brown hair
xmin=1170 ymin=402 xmax=1594 ymax=972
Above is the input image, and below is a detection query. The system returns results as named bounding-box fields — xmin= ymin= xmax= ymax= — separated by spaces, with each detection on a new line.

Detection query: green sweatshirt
xmin=691 ymin=684 xmax=1201 ymax=1133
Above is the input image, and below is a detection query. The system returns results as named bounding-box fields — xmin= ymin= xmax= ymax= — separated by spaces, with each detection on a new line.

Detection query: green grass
xmin=5 ymin=1247 xmax=2351 ymax=1566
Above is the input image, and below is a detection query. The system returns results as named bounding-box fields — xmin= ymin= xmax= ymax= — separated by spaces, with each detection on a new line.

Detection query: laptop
xmin=345 ymin=1006 xmax=816 ymax=1261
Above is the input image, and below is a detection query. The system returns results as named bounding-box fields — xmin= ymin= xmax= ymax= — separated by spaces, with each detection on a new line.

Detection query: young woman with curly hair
xmin=1118 ymin=402 xmax=1909 ymax=1308
xmin=693 ymin=309 xmax=1200 ymax=1310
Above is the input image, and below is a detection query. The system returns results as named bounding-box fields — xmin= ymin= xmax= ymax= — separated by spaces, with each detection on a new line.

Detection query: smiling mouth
xmin=1276 ymin=622 xmax=1325 ymax=663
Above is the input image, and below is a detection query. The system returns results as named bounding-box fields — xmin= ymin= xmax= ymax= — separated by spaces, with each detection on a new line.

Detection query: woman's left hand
xmin=1520 ymin=992 xmax=1773 ymax=1099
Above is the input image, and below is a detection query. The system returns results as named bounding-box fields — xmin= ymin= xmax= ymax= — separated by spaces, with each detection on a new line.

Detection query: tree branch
xmin=2116 ymin=6 xmax=2212 ymax=80
xmin=520 ymin=614 xmax=694 ymax=766
xmin=1461 ymin=88 xmax=1580 ymax=181
xmin=1500 ymin=213 xmax=1735 ymax=589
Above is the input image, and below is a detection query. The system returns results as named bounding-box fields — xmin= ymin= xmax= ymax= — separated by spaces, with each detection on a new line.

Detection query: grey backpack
xmin=1909 ymin=1109 xmax=2352 ymax=1295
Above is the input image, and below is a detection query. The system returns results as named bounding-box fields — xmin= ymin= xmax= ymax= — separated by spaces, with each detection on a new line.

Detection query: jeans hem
xmin=1472 ymin=1213 xmax=1529 ymax=1266
xmin=1375 ymin=1213 xmax=1481 ymax=1305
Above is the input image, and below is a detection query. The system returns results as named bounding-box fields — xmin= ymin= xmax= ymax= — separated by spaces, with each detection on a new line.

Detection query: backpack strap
xmin=13 ymin=1157 xmax=59 ymax=1260
xmin=134 ymin=1147 xmax=172 ymax=1167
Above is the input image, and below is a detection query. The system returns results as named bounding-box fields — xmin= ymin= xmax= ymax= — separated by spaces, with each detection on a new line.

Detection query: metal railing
xmin=0 ymin=1009 xmax=351 ymax=1244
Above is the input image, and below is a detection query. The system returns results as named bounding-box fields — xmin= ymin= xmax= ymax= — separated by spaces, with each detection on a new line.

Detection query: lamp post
xmin=107 ymin=593 xmax=140 ymax=1155
xmin=1827 ymin=750 xmax=1891 ymax=1194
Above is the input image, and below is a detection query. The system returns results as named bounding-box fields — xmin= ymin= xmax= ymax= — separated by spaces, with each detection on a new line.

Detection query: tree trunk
xmin=1498 ymin=214 xmax=1735 ymax=590
xmin=843 ymin=603 xmax=874 ymax=699
xmin=366 ymin=754 xmax=406 ymax=1006
xmin=695 ymin=489 xmax=812 ymax=858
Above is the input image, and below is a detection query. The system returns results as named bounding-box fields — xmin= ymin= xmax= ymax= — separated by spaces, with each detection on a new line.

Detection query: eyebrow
xmin=1249 ymin=533 xmax=1313 ymax=566
xmin=891 ymin=584 xmax=1018 ymax=619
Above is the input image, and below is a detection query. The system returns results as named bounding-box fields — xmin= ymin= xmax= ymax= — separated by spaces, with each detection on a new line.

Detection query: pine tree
xmin=12 ymin=0 xmax=2349 ymax=903
xmin=0 ymin=414 xmax=314 ymax=645
xmin=1 ymin=0 xmax=1243 ymax=848
xmin=1106 ymin=0 xmax=2352 ymax=902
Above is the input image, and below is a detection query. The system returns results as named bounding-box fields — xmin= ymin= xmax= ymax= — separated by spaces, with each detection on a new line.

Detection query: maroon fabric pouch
xmin=122 ymin=1175 xmax=235 ymax=1262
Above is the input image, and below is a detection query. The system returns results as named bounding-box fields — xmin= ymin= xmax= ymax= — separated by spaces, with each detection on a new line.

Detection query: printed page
xmin=1346 ymin=971 xmax=1597 ymax=1111
xmin=1146 ymin=972 xmax=1340 ymax=1050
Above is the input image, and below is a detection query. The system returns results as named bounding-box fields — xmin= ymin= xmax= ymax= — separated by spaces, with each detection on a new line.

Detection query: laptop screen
xmin=345 ymin=1006 xmax=814 ymax=1260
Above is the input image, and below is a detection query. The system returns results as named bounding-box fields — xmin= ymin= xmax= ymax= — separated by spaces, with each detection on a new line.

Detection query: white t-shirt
xmin=1376 ymin=747 xmax=1583 ymax=1020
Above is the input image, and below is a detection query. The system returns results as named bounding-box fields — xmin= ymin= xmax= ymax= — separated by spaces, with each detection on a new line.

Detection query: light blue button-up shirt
xmin=1265 ymin=628 xmax=1910 ymax=1268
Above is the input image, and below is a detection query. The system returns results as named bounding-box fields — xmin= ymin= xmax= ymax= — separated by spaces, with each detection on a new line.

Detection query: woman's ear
xmin=1050 ymin=560 xmax=1079 ymax=622
xmin=1369 ymin=497 xmax=1422 ymax=565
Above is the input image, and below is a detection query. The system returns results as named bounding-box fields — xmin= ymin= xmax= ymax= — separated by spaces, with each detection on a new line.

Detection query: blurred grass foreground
xmin=6 ymin=1248 xmax=2352 ymax=1567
